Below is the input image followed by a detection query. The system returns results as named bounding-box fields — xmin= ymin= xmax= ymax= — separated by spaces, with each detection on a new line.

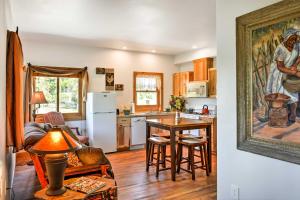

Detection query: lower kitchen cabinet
xmin=117 ymin=118 xmax=131 ymax=151
xmin=200 ymin=117 xmax=217 ymax=154
xmin=117 ymin=114 xmax=217 ymax=154
xmin=117 ymin=114 xmax=175 ymax=151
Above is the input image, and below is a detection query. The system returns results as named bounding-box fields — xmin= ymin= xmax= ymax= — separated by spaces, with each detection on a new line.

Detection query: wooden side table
xmin=34 ymin=176 xmax=117 ymax=200
xmin=35 ymin=189 xmax=85 ymax=200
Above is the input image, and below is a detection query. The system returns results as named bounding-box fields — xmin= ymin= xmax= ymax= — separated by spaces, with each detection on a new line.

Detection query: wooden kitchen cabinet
xmin=208 ymin=68 xmax=217 ymax=97
xmin=200 ymin=117 xmax=217 ymax=154
xmin=212 ymin=118 xmax=217 ymax=154
xmin=172 ymin=71 xmax=194 ymax=96
xmin=193 ymin=58 xmax=213 ymax=81
xmin=173 ymin=73 xmax=181 ymax=96
xmin=117 ymin=117 xmax=131 ymax=151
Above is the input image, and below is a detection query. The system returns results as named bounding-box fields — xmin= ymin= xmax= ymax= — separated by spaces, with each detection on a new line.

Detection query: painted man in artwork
xmin=266 ymin=28 xmax=300 ymax=124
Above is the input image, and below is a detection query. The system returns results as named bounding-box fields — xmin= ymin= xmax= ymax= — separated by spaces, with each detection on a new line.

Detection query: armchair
xmin=30 ymin=147 xmax=112 ymax=188
xmin=43 ymin=112 xmax=89 ymax=145
xmin=24 ymin=122 xmax=114 ymax=188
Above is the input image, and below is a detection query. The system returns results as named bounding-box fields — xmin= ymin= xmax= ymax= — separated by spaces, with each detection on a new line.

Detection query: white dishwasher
xmin=131 ymin=117 xmax=146 ymax=147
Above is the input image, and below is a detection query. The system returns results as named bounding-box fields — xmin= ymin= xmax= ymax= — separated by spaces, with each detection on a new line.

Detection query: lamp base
xmin=44 ymin=154 xmax=67 ymax=196
xmin=46 ymin=186 xmax=67 ymax=196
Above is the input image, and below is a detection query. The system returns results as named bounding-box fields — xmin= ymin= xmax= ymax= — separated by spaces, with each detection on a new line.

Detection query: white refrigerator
xmin=86 ymin=92 xmax=117 ymax=153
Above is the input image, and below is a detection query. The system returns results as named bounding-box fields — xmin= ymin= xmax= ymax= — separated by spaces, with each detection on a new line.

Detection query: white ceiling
xmin=9 ymin=0 xmax=216 ymax=55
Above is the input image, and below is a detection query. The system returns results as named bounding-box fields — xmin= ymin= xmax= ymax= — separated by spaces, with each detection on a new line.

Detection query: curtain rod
xmin=27 ymin=63 xmax=88 ymax=69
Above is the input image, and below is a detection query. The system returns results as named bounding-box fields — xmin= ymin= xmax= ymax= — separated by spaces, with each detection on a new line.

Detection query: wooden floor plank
xmin=107 ymin=148 xmax=216 ymax=200
xmin=13 ymin=148 xmax=216 ymax=200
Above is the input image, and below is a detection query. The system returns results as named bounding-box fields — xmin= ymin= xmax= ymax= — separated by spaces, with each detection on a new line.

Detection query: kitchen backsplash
xmin=185 ymin=97 xmax=217 ymax=115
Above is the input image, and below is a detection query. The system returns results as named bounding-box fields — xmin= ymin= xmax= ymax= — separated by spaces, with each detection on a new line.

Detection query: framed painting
xmin=105 ymin=68 xmax=114 ymax=91
xmin=96 ymin=67 xmax=105 ymax=74
xmin=237 ymin=0 xmax=300 ymax=164
xmin=115 ymin=84 xmax=124 ymax=91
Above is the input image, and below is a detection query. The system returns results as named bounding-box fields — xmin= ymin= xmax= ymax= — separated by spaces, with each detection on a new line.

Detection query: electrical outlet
xmin=231 ymin=184 xmax=239 ymax=200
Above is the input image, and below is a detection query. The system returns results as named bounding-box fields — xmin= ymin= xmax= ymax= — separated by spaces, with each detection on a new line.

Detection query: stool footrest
xmin=159 ymin=167 xmax=171 ymax=172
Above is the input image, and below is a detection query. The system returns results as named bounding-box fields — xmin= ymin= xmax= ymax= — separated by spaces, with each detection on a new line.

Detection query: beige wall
xmin=21 ymin=39 xmax=177 ymax=131
xmin=0 ymin=0 xmax=7 ymax=198
xmin=216 ymin=0 xmax=300 ymax=199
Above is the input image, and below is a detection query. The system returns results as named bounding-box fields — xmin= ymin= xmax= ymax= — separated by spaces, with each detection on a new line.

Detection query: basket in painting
xmin=264 ymin=93 xmax=290 ymax=127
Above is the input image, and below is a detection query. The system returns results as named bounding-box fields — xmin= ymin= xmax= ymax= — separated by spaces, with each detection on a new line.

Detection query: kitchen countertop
xmin=181 ymin=112 xmax=217 ymax=119
xmin=117 ymin=111 xmax=216 ymax=119
xmin=117 ymin=111 xmax=175 ymax=118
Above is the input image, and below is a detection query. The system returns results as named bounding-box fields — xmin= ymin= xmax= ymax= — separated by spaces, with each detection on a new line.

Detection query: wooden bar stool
xmin=146 ymin=137 xmax=171 ymax=178
xmin=176 ymin=138 xmax=209 ymax=180
xmin=150 ymin=131 xmax=170 ymax=165
xmin=151 ymin=131 xmax=170 ymax=138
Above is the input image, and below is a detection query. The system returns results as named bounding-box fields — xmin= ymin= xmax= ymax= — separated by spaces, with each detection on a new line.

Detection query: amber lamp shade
xmin=30 ymin=91 xmax=48 ymax=104
xmin=30 ymin=91 xmax=48 ymax=122
xmin=30 ymin=128 xmax=82 ymax=196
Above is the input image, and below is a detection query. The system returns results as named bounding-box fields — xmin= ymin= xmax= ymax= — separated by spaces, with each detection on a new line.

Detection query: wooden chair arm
xmin=100 ymin=165 xmax=110 ymax=176
xmin=64 ymin=164 xmax=111 ymax=177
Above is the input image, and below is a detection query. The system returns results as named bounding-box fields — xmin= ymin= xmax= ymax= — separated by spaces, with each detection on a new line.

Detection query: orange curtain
xmin=6 ymin=30 xmax=24 ymax=152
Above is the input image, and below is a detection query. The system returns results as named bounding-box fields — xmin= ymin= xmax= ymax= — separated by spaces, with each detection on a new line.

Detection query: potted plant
xmin=169 ymin=95 xmax=186 ymax=120
xmin=122 ymin=105 xmax=131 ymax=115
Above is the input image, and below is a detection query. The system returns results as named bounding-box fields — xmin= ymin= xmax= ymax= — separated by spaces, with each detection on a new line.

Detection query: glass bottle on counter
xmin=130 ymin=101 xmax=135 ymax=114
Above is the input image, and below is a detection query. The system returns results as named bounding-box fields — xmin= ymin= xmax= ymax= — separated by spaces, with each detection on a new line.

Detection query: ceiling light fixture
xmin=151 ymin=50 xmax=156 ymax=53
xmin=122 ymin=46 xmax=127 ymax=50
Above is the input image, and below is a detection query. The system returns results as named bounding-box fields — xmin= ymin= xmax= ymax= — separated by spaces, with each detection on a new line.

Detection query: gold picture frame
xmin=236 ymin=0 xmax=300 ymax=164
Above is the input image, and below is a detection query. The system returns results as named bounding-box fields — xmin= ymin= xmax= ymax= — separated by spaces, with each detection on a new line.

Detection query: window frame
xmin=133 ymin=72 xmax=163 ymax=112
xmin=32 ymin=71 xmax=85 ymax=121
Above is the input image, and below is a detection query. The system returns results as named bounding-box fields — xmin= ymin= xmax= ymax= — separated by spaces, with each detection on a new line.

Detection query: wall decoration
xmin=96 ymin=67 xmax=105 ymax=74
xmin=236 ymin=0 xmax=300 ymax=164
xmin=105 ymin=68 xmax=114 ymax=90
xmin=115 ymin=84 xmax=124 ymax=91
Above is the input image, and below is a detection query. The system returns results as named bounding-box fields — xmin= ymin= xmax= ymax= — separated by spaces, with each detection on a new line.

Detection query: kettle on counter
xmin=201 ymin=105 xmax=209 ymax=115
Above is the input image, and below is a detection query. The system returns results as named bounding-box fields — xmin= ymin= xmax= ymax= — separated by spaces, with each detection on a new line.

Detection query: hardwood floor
xmin=13 ymin=148 xmax=216 ymax=200
xmin=107 ymin=149 xmax=216 ymax=200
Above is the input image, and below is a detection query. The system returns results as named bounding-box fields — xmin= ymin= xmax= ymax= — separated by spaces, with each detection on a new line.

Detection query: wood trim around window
xmin=133 ymin=72 xmax=163 ymax=112
xmin=32 ymin=72 xmax=85 ymax=122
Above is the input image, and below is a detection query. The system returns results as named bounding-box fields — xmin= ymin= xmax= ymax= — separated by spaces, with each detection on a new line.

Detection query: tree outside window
xmin=33 ymin=75 xmax=82 ymax=120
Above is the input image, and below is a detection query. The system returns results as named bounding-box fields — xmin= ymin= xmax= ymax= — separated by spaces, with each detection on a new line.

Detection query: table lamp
xmin=30 ymin=127 xmax=82 ymax=196
xmin=30 ymin=91 xmax=48 ymax=121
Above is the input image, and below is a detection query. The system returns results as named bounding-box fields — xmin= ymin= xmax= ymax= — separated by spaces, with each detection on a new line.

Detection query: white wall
xmin=21 ymin=39 xmax=177 ymax=130
xmin=217 ymin=0 xmax=300 ymax=200
xmin=174 ymin=47 xmax=217 ymax=64
xmin=0 ymin=0 xmax=7 ymax=198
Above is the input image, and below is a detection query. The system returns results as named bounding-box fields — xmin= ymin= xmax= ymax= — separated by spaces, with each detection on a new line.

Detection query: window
xmin=133 ymin=72 xmax=163 ymax=111
xmin=33 ymin=73 xmax=83 ymax=121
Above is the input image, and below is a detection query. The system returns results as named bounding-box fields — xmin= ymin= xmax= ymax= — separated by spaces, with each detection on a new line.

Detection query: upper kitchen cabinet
xmin=193 ymin=58 xmax=213 ymax=81
xmin=173 ymin=71 xmax=194 ymax=96
xmin=208 ymin=68 xmax=217 ymax=97
xmin=173 ymin=72 xmax=181 ymax=96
